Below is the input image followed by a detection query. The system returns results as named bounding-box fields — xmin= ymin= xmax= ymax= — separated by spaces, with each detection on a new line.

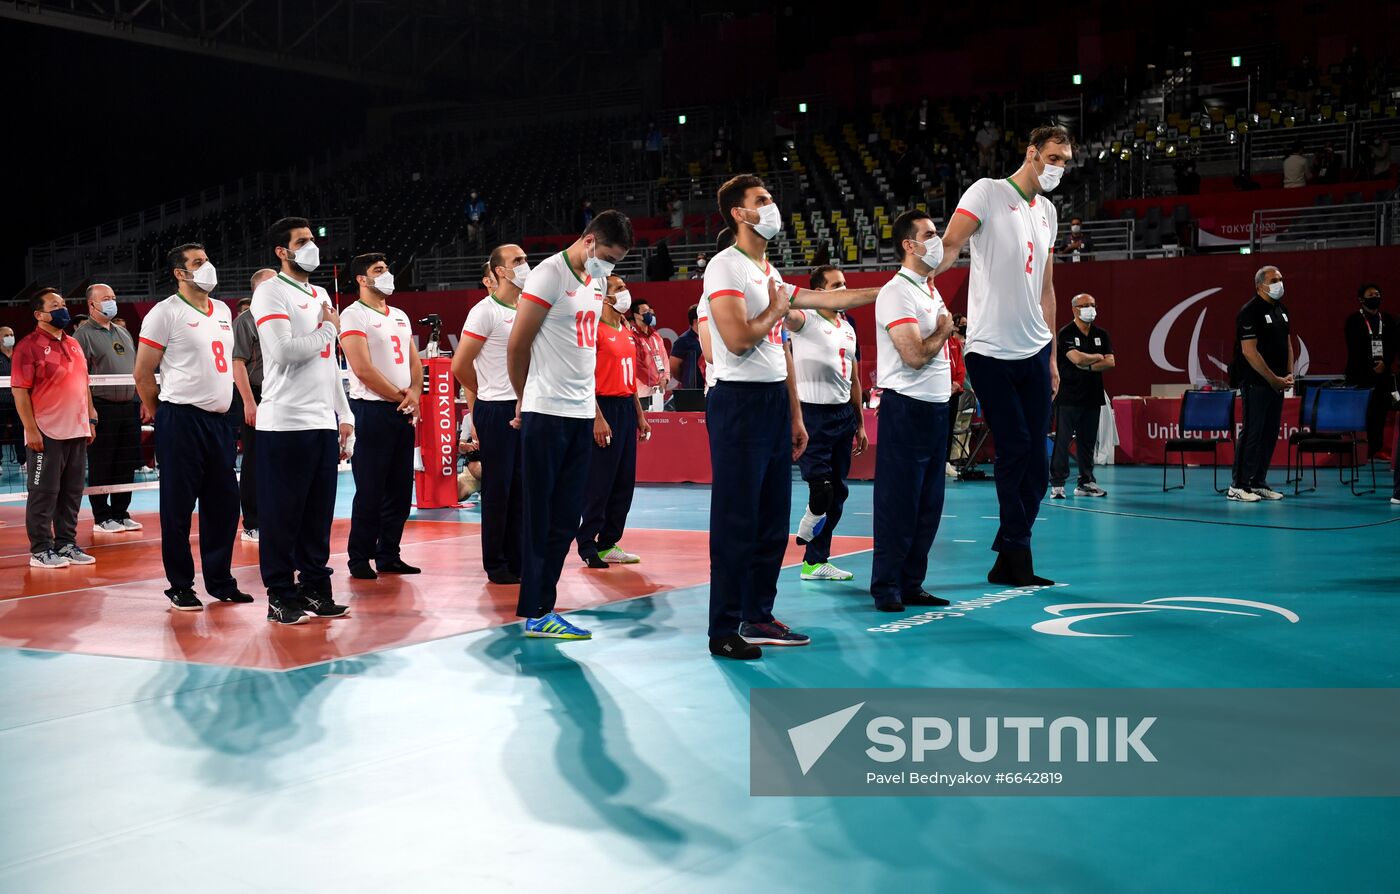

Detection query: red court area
xmin=0 ymin=507 xmax=872 ymax=670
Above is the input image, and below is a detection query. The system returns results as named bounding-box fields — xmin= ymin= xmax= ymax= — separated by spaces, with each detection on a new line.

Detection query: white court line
xmin=953 ymin=539 xmax=977 ymax=543
xmin=979 ymin=515 xmax=1000 ymax=519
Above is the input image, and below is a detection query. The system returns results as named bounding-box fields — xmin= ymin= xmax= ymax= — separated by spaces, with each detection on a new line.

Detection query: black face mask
xmin=1362 ymin=296 xmax=1381 ymax=311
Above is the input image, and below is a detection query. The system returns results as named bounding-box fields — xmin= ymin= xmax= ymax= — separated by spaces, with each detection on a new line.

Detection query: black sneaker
xmin=376 ymin=558 xmax=421 ymax=575
xmin=904 ymin=590 xmax=951 ymax=607
xmin=301 ymin=590 xmax=351 ymax=618
xmin=267 ymin=596 xmax=309 ymax=626
xmin=210 ymin=589 xmax=255 ymax=604
xmin=488 ymin=571 xmax=521 ymax=585
xmin=740 ymin=619 xmax=811 ymax=646
xmin=348 ymin=561 xmax=377 ymax=580
xmin=582 ymin=554 xmax=609 ymax=569
xmin=874 ymin=601 xmax=905 ymax=612
xmin=709 ymin=634 xmax=762 ymax=660
xmin=165 ymin=587 xmax=203 ymax=612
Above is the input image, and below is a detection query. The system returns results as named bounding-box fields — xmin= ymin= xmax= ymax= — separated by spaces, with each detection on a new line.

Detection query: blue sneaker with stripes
xmin=524 ymin=612 xmax=592 ymax=640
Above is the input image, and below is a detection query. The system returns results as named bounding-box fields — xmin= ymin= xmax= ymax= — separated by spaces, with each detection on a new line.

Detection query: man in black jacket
xmin=1343 ymin=283 xmax=1397 ymax=463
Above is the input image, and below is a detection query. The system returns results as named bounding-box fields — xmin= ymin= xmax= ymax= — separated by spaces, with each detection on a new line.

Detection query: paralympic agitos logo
xmin=1149 ymin=287 xmax=1311 ymax=383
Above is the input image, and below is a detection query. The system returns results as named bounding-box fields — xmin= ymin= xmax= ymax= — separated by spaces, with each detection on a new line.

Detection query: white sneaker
xmin=95 ymin=519 xmax=126 ymax=533
xmin=946 ymin=462 xmax=959 ymax=478
xmin=796 ymin=508 xmax=827 ymax=544
xmin=1050 ymin=486 xmax=1066 ymax=499
xmin=30 ymin=549 xmax=71 ymax=568
xmin=241 ymin=528 xmax=259 ymax=543
xmin=120 ymin=518 xmax=143 ymax=531
xmin=800 ymin=561 xmax=854 ymax=581
xmin=1251 ymin=487 xmax=1284 ymax=501
xmin=1074 ymin=483 xmax=1108 ymax=497
xmin=1391 ymin=497 xmax=1400 ymax=505
xmin=598 ymin=546 xmax=640 ymax=564
xmin=55 ymin=544 xmax=96 ymax=565
xmin=1227 ymin=487 xmax=1262 ymax=502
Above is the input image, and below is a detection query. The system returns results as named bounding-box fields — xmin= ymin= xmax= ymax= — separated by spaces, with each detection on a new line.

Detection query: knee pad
xmin=807 ymin=479 xmax=834 ymax=515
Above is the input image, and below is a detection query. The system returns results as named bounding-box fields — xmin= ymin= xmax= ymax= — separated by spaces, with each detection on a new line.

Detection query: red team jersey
xmin=10 ymin=330 xmax=90 ymax=441
xmin=594 ymin=321 xmax=638 ymax=397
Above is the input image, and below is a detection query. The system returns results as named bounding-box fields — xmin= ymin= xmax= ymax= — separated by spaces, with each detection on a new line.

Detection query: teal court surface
xmin=1 ymin=466 xmax=1398 ymax=893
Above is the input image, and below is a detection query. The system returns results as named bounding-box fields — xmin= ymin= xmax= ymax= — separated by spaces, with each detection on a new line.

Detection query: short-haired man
xmin=135 ymin=244 xmax=249 ymax=610
xmin=11 ymin=289 xmax=98 ymax=568
xmin=1228 ymin=266 xmax=1292 ymax=503
xmin=670 ymin=304 xmax=704 ymax=390
xmin=631 ymin=298 xmax=670 ymax=412
xmin=870 ymin=210 xmax=956 ymax=611
xmin=1050 ymin=293 xmax=1115 ymax=499
xmin=250 ymin=217 xmax=355 ymax=624
xmin=1343 ymin=283 xmax=1397 ymax=463
xmin=508 ymin=210 xmax=635 ymax=639
xmin=939 ymin=126 xmax=1071 ymax=587
xmin=340 ymin=253 xmax=423 ymax=579
xmin=75 ymin=283 xmax=143 ymax=533
xmin=453 ymin=245 xmax=528 ymax=585
xmin=232 ymin=268 xmax=276 ymax=543
xmin=787 ymin=264 xmax=867 ymax=582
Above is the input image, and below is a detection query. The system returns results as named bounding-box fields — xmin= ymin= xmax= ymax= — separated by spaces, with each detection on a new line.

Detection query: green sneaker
xmin=598 ymin=546 xmax=641 ymax=564
xmin=800 ymin=561 xmax=854 ymax=581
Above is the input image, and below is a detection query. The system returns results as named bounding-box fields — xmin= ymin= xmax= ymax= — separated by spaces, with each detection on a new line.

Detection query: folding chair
xmin=1285 ymin=384 xmax=1341 ymax=484
xmin=1163 ymin=389 xmax=1236 ymax=492
xmin=1294 ymin=387 xmax=1375 ymax=496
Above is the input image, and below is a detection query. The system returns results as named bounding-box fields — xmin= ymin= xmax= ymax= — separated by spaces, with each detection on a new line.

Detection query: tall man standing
xmin=134 ymin=244 xmax=250 ymax=610
xmin=339 ymin=252 xmax=422 ymax=579
xmin=938 ymin=125 xmax=1071 ymax=587
xmin=251 ymin=217 xmax=354 ymax=624
xmin=1344 ymin=283 xmax=1397 ymax=463
xmin=76 ymin=283 xmax=143 ymax=533
xmin=232 ymin=268 xmax=276 ymax=543
xmin=508 ymin=211 xmax=635 ymax=639
xmin=1050 ymin=293 xmax=1115 ymax=499
xmin=1228 ymin=265 xmax=1293 ymax=503
xmin=453 ymin=244 xmax=528 ymax=585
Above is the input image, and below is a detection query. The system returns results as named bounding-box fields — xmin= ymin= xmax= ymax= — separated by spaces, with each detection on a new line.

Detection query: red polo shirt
xmin=10 ymin=328 xmax=91 ymax=440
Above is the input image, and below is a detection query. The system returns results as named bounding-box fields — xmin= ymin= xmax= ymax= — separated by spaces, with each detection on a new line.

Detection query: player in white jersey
xmin=786 ymin=264 xmax=866 ymax=583
xmin=692 ymin=228 xmax=736 ymax=392
xmin=133 ymin=243 xmax=249 ymax=611
xmin=250 ymin=216 xmax=354 ymax=625
xmin=870 ymin=211 xmax=957 ymax=611
xmin=339 ymin=252 xmax=423 ymax=580
xmin=507 ymin=210 xmax=634 ymax=640
xmin=703 ymin=174 xmax=882 ymax=659
xmin=452 ymin=244 xmax=528 ymax=584
xmin=938 ymin=125 xmax=1071 ymax=588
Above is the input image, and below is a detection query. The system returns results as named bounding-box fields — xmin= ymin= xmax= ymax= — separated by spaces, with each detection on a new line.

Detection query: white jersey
xmin=520 ymin=251 xmax=602 ymax=418
xmin=875 ymin=268 xmax=953 ymax=403
xmin=339 ymin=300 xmax=413 ymax=401
xmin=251 ymin=273 xmax=352 ymax=432
xmin=138 ymin=293 xmax=235 ymax=414
xmin=695 ymin=293 xmax=718 ymax=389
xmin=955 ymin=177 xmax=1057 ymax=360
xmin=461 ymin=294 xmax=517 ymax=402
xmin=702 ymin=245 xmax=788 ymax=383
xmin=788 ymin=309 xmax=858 ymax=405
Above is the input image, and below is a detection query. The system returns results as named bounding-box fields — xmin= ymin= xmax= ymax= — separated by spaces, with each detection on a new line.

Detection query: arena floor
xmin=1 ymin=467 xmax=1397 ymax=892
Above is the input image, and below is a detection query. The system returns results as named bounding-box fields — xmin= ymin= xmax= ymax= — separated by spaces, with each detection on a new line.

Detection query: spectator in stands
xmin=647 ymin=241 xmax=675 ymax=282
xmin=75 ymin=284 xmax=142 ymax=533
xmin=11 ymin=288 xmax=98 ymax=568
xmin=1060 ymin=218 xmax=1093 ymax=258
xmin=465 ymin=191 xmax=487 ymax=250
xmin=1344 ymin=283 xmax=1397 ymax=463
xmin=1291 ymin=55 xmax=1318 ymax=109
xmin=0 ymin=325 xmax=21 ymax=473
xmin=975 ymin=120 xmax=1000 ymax=173
xmin=1282 ymin=141 xmax=1310 ymax=189
xmin=668 ymin=194 xmax=685 ymax=229
xmin=1313 ymin=143 xmax=1340 ymax=184
xmin=575 ymin=199 xmax=595 ymax=231
xmin=670 ymin=303 xmax=704 ymax=390
xmin=233 ymin=268 xmax=275 ymax=544
xmin=1176 ymin=162 xmax=1201 ymax=196
xmin=690 ymin=252 xmax=707 ymax=279
xmin=632 ymin=299 xmax=670 ymax=412
xmin=1371 ymin=134 xmax=1392 ymax=179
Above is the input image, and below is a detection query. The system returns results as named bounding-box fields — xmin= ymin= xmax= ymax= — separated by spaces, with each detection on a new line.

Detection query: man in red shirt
xmin=631 ymin=297 xmax=670 ymax=411
xmin=577 ymin=275 xmax=652 ymax=567
xmin=10 ymin=288 xmax=99 ymax=568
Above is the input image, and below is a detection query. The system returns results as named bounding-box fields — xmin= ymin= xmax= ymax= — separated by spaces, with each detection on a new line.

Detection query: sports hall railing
xmin=1249 ymin=199 xmax=1399 ymax=252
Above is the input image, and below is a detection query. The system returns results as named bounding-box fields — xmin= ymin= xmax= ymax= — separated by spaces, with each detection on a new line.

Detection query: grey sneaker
xmin=241 ymin=528 xmax=259 ymax=543
xmin=1074 ymin=483 xmax=1108 ymax=497
xmin=1050 ymin=486 xmax=1066 ymax=499
xmin=119 ymin=518 xmax=144 ymax=531
xmin=1251 ymin=487 xmax=1284 ymax=501
xmin=30 ymin=549 xmax=71 ymax=568
xmin=95 ymin=519 xmax=126 ymax=533
xmin=55 ymin=544 xmax=96 ymax=565
xmin=1227 ymin=487 xmax=1261 ymax=503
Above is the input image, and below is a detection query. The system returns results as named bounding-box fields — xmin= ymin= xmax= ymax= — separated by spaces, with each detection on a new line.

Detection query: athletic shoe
xmin=376 ymin=558 xmax=421 ymax=574
xmin=240 ymin=528 xmax=259 ymax=543
xmin=1373 ymin=450 xmax=1392 ymax=463
xmin=1251 ymin=487 xmax=1284 ymax=501
xmin=94 ymin=519 xmax=126 ymax=533
xmin=800 ymin=561 xmax=854 ymax=581
xmin=300 ymin=590 xmax=350 ymax=618
xmin=946 ymin=462 xmax=959 ymax=478
xmin=165 ymin=587 xmax=203 ymax=612
xmin=904 ymin=590 xmax=951 ymax=606
xmin=1227 ymin=487 xmax=1261 ymax=503
xmin=348 ymin=561 xmax=377 ymax=580
xmin=55 ymin=544 xmax=96 ymax=566
xmin=1050 ymin=486 xmax=1066 ymax=499
xmin=1390 ymin=497 xmax=1400 ymax=505
xmin=709 ymin=634 xmax=762 ymax=660
xmin=267 ymin=597 xmax=309 ymax=626
xmin=30 ymin=550 xmax=71 ymax=569
xmin=1075 ymin=483 xmax=1108 ymax=497
xmin=875 ymin=601 xmax=905 ymax=612
xmin=598 ymin=546 xmax=640 ymax=564
xmin=524 ymin=612 xmax=592 ymax=639
xmin=119 ymin=518 xmax=143 ymax=531
xmin=582 ymin=555 xmax=609 ymax=569
xmin=796 ymin=508 xmax=827 ymax=545
xmin=739 ymin=619 xmax=810 ymax=646
xmin=210 ymin=589 xmax=255 ymax=604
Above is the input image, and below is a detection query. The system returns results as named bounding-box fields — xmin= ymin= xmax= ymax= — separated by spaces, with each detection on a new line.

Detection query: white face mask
xmin=1077 ymin=306 xmax=1097 ymax=323
xmin=748 ymin=202 xmax=783 ymax=240
xmin=290 ymin=241 xmax=320 ymax=273
xmin=1268 ymin=281 xmax=1285 ymax=300
xmin=1036 ymin=154 xmax=1065 ymax=192
xmin=612 ymin=289 xmax=632 ymax=314
xmin=585 ymin=242 xmax=616 ymax=281
xmin=510 ymin=261 xmax=531 ymax=289
xmin=919 ymin=236 xmax=944 ymax=270
xmin=372 ymin=271 xmax=395 ymax=296
xmin=191 ymin=262 xmax=218 ymax=293
xmin=1 ymin=336 xmax=13 ymax=349
xmin=99 ymin=299 xmax=118 ymax=319
xmin=1070 ymin=224 xmax=1081 ymax=233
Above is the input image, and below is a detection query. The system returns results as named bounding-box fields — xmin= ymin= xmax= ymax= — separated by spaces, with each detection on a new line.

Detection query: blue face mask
xmin=99 ymin=299 xmax=118 ymax=319
xmin=642 ymin=312 xmax=656 ymax=327
xmin=45 ymin=307 xmax=71 ymax=329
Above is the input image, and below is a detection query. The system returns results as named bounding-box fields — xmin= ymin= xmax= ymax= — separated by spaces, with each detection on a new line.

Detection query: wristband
xmin=89 ymin=418 xmax=99 ymax=425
